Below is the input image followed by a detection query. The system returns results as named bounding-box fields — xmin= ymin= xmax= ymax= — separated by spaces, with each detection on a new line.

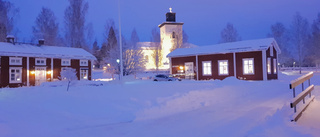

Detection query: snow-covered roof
xmin=167 ymin=38 xmax=280 ymax=57
xmin=0 ymin=42 xmax=96 ymax=60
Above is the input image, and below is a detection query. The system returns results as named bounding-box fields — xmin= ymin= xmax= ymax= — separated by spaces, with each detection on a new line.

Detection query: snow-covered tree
xmin=64 ymin=0 xmax=89 ymax=49
xmin=267 ymin=22 xmax=292 ymax=66
xmin=32 ymin=7 xmax=60 ymax=46
xmin=122 ymin=29 xmax=145 ymax=75
xmin=290 ymin=12 xmax=310 ymax=73
xmin=151 ymin=28 xmax=162 ymax=72
xmin=219 ymin=23 xmax=241 ymax=43
xmin=0 ymin=0 xmax=18 ymax=42
xmin=103 ymin=26 xmax=120 ymax=75
xmin=91 ymin=40 xmax=101 ymax=68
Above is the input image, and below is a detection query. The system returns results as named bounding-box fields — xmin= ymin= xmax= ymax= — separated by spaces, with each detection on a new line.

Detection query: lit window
xmin=218 ymin=60 xmax=229 ymax=75
xmin=9 ymin=57 xmax=22 ymax=65
xmin=80 ymin=60 xmax=88 ymax=66
xmin=267 ymin=58 xmax=271 ymax=74
xmin=35 ymin=58 xmax=46 ymax=65
xmin=273 ymin=59 xmax=277 ymax=74
xmin=9 ymin=67 xmax=22 ymax=83
xmin=61 ymin=59 xmax=71 ymax=66
xmin=80 ymin=68 xmax=88 ymax=80
xmin=202 ymin=61 xmax=212 ymax=76
xmin=243 ymin=58 xmax=254 ymax=75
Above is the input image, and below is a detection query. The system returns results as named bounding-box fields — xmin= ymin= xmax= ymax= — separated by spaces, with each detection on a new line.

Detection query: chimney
xmin=6 ymin=35 xmax=15 ymax=44
xmin=38 ymin=39 xmax=45 ymax=46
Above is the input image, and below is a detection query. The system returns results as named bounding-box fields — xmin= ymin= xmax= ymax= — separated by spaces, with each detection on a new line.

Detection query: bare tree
xmin=32 ymin=7 xmax=60 ymax=46
xmin=267 ymin=22 xmax=292 ymax=66
xmin=122 ymin=28 xmax=145 ymax=76
xmin=219 ymin=23 xmax=241 ymax=43
xmin=64 ymin=0 xmax=89 ymax=49
xmin=0 ymin=0 xmax=18 ymax=42
xmin=290 ymin=12 xmax=310 ymax=73
xmin=310 ymin=13 xmax=320 ymax=67
xmin=151 ymin=28 xmax=162 ymax=73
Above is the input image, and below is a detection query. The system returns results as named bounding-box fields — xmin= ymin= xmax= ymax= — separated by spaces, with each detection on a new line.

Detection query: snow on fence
xmin=289 ymin=72 xmax=315 ymax=121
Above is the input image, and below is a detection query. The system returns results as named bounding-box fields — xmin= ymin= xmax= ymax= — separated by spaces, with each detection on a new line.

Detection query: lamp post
xmin=118 ymin=0 xmax=123 ymax=81
xmin=116 ymin=59 xmax=120 ymax=80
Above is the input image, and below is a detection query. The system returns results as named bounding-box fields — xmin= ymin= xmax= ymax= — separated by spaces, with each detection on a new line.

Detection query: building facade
xmin=167 ymin=38 xmax=280 ymax=81
xmin=0 ymin=39 xmax=96 ymax=88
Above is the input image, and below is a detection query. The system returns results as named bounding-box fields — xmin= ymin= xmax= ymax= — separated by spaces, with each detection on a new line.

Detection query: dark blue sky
xmin=10 ymin=0 xmax=320 ymax=46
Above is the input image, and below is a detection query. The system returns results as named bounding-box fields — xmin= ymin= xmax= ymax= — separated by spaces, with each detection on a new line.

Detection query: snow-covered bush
xmin=60 ymin=67 xmax=77 ymax=81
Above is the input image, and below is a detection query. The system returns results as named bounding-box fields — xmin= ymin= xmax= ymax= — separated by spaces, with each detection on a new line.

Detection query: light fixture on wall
xmin=30 ymin=71 xmax=35 ymax=74
xmin=47 ymin=71 xmax=52 ymax=75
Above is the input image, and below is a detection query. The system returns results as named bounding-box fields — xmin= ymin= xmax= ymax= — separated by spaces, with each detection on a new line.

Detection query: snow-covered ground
xmin=0 ymin=70 xmax=320 ymax=137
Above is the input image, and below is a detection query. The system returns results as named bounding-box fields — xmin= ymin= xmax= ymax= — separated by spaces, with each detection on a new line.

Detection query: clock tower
xmin=158 ymin=8 xmax=184 ymax=69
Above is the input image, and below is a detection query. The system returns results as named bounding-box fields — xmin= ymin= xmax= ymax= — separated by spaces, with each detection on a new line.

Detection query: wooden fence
xmin=289 ymin=72 xmax=315 ymax=121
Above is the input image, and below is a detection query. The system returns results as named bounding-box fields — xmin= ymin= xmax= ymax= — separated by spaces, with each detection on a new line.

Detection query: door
xmin=185 ymin=62 xmax=194 ymax=79
xmin=35 ymin=67 xmax=46 ymax=86
xmin=80 ymin=68 xmax=88 ymax=80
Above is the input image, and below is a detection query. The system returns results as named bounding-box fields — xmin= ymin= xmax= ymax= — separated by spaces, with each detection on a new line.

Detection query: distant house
xmin=0 ymin=37 xmax=96 ymax=88
xmin=167 ymin=38 xmax=281 ymax=81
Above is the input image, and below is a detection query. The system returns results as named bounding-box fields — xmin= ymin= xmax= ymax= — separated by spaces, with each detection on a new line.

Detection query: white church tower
xmin=158 ymin=8 xmax=184 ymax=69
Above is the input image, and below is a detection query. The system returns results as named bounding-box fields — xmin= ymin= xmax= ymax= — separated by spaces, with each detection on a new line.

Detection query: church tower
xmin=158 ymin=8 xmax=184 ymax=69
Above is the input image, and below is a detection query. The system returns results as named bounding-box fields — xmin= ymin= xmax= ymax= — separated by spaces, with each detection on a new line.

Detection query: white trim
xmin=80 ymin=68 xmax=89 ymax=80
xmin=196 ymin=55 xmax=199 ymax=80
xmin=267 ymin=58 xmax=271 ymax=74
xmin=9 ymin=57 xmax=22 ymax=65
xmin=35 ymin=58 xmax=46 ymax=66
xmin=169 ymin=57 xmax=172 ymax=74
xmin=243 ymin=58 xmax=255 ymax=75
xmin=61 ymin=59 xmax=71 ymax=66
xmin=202 ymin=61 xmax=212 ymax=76
xmin=218 ymin=60 xmax=229 ymax=75
xmin=80 ymin=60 xmax=88 ymax=66
xmin=233 ymin=52 xmax=237 ymax=78
xmin=276 ymin=54 xmax=279 ymax=78
xmin=270 ymin=46 xmax=274 ymax=57
xmin=9 ymin=67 xmax=22 ymax=83
xmin=27 ymin=57 xmax=29 ymax=86
xmin=51 ymin=58 xmax=53 ymax=80
xmin=262 ymin=50 xmax=267 ymax=81
xmin=91 ymin=60 xmax=94 ymax=80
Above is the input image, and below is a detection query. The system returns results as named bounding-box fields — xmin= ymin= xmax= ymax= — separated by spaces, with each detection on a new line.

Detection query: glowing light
xmin=47 ymin=71 xmax=52 ymax=74
xmin=103 ymin=67 xmax=107 ymax=69
xmin=107 ymin=64 xmax=110 ymax=66
xmin=30 ymin=71 xmax=35 ymax=74
xmin=179 ymin=66 xmax=184 ymax=70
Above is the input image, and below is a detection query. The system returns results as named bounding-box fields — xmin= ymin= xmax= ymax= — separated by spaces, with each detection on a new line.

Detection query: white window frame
xmin=9 ymin=67 xmax=22 ymax=83
xmin=267 ymin=58 xmax=271 ymax=74
xmin=243 ymin=58 xmax=254 ymax=75
xmin=80 ymin=68 xmax=89 ymax=80
xmin=218 ymin=60 xmax=229 ymax=75
xmin=270 ymin=46 xmax=274 ymax=57
xmin=35 ymin=58 xmax=46 ymax=65
xmin=80 ymin=60 xmax=88 ymax=66
xmin=273 ymin=58 xmax=277 ymax=74
xmin=9 ymin=57 xmax=22 ymax=65
xmin=61 ymin=59 xmax=71 ymax=66
xmin=202 ymin=61 xmax=212 ymax=76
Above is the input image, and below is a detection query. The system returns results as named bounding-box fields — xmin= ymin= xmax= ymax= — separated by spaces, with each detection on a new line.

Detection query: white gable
xmin=167 ymin=38 xmax=281 ymax=57
xmin=0 ymin=42 xmax=96 ymax=60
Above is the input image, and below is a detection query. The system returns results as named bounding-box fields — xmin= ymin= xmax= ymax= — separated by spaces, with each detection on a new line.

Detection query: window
xmin=273 ymin=59 xmax=277 ymax=74
xmin=218 ymin=60 xmax=229 ymax=75
xmin=80 ymin=68 xmax=88 ymax=80
xmin=9 ymin=67 xmax=22 ymax=83
xmin=243 ymin=58 xmax=254 ymax=75
xmin=270 ymin=46 xmax=274 ymax=57
xmin=35 ymin=58 xmax=46 ymax=65
xmin=267 ymin=58 xmax=271 ymax=74
xmin=172 ymin=32 xmax=176 ymax=38
xmin=80 ymin=60 xmax=88 ymax=66
xmin=9 ymin=57 xmax=22 ymax=65
xmin=61 ymin=59 xmax=71 ymax=66
xmin=202 ymin=61 xmax=212 ymax=76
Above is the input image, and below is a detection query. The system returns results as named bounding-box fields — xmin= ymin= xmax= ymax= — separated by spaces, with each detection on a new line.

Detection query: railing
xmin=289 ymin=72 xmax=315 ymax=121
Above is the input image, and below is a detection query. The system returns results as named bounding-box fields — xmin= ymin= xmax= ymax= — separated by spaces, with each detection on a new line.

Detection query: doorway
xmin=185 ymin=62 xmax=194 ymax=79
xmin=35 ymin=67 xmax=46 ymax=86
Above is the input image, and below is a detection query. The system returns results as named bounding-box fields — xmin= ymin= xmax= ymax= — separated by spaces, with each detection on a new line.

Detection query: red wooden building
xmin=167 ymin=38 xmax=281 ymax=81
xmin=0 ymin=39 xmax=96 ymax=88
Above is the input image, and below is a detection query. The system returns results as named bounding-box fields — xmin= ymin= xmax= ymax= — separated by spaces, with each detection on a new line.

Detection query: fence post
xmin=293 ymin=88 xmax=296 ymax=98
xmin=302 ymin=82 xmax=304 ymax=91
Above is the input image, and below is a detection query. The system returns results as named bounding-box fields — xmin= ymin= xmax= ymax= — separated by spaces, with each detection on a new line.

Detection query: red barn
xmin=0 ymin=39 xmax=96 ymax=88
xmin=167 ymin=38 xmax=281 ymax=81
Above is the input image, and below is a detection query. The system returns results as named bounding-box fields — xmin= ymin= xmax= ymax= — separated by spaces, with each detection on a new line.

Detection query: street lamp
xmin=118 ymin=0 xmax=123 ymax=81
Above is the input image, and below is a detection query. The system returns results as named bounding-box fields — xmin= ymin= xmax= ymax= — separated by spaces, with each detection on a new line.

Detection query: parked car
xmin=153 ymin=74 xmax=181 ymax=81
